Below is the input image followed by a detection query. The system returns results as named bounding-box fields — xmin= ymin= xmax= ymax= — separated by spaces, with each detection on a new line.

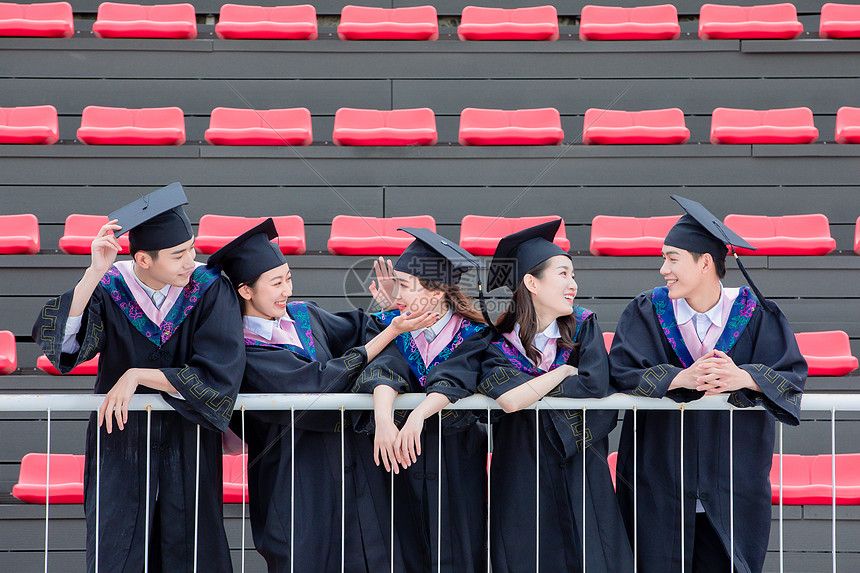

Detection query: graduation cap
xmin=394 ymin=227 xmax=495 ymax=327
xmin=486 ymin=219 xmax=569 ymax=292
xmin=665 ymin=194 xmax=774 ymax=312
xmin=108 ymin=182 xmax=193 ymax=253
xmin=207 ymin=218 xmax=287 ymax=289
xmin=394 ymin=227 xmax=481 ymax=285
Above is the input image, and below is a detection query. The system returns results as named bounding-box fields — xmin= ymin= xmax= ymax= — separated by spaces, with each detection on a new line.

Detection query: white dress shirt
xmin=675 ymin=284 xmax=725 ymax=343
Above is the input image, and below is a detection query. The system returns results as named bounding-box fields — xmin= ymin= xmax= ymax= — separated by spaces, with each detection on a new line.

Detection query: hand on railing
xmin=97 ymin=368 xmax=141 ymax=433
xmin=696 ymin=350 xmax=761 ymax=394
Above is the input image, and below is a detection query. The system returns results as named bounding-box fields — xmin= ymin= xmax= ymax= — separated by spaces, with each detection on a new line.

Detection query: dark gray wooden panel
xmin=393 ymin=78 xmax=860 ymax=115
xmin=0 ymin=185 xmax=384 ymax=223
xmin=0 ymin=79 xmax=391 ymax=115
xmin=5 ymin=41 xmax=860 ymax=81
xmin=64 ymin=0 xmax=388 ymax=12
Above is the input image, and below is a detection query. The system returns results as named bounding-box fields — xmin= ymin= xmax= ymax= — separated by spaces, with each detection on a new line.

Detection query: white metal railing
xmin=2 ymin=392 xmax=859 ymax=573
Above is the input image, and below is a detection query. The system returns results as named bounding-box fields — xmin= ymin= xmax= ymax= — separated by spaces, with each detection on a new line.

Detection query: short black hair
xmin=130 ymin=247 xmax=160 ymax=260
xmin=690 ymin=251 xmax=726 ymax=279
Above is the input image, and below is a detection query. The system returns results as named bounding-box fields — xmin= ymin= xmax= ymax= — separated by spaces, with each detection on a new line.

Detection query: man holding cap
xmin=33 ymin=183 xmax=244 ymax=572
xmin=609 ymin=196 xmax=807 ymax=573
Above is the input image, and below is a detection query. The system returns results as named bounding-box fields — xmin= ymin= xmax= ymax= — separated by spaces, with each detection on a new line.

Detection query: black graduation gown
xmin=353 ymin=311 xmax=489 ymax=573
xmin=428 ymin=308 xmax=633 ymax=573
xmin=609 ymin=287 xmax=807 ymax=573
xmin=237 ymin=301 xmax=395 ymax=573
xmin=32 ymin=264 xmax=245 ymax=573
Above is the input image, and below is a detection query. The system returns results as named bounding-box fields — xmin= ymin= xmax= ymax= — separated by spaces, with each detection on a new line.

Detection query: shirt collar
xmin=131 ymin=266 xmax=171 ymax=301
xmin=418 ymin=308 xmax=454 ymax=341
xmin=676 ymin=283 xmax=725 ymax=327
xmin=513 ymin=319 xmax=560 ymax=352
xmin=243 ymin=314 xmax=294 ymax=342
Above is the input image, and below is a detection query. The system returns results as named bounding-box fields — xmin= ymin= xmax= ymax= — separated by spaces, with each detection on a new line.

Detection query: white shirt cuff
xmin=61 ymin=315 xmax=84 ymax=354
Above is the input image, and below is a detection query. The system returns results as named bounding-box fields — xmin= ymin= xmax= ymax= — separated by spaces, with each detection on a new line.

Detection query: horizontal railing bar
xmin=0 ymin=393 xmax=857 ymax=412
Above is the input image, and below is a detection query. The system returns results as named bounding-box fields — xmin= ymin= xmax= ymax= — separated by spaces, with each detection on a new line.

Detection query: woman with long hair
xmin=353 ymin=227 xmax=489 ymax=573
xmin=418 ymin=219 xmax=634 ymax=572
xmin=207 ymin=219 xmax=436 ymax=573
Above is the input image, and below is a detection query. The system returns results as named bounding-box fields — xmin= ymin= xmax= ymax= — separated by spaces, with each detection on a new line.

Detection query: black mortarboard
xmin=665 ymin=195 xmax=774 ymax=312
xmin=108 ymin=182 xmax=193 ymax=252
xmin=394 ymin=227 xmax=481 ymax=285
xmin=487 ymin=219 xmax=569 ymax=292
xmin=207 ymin=218 xmax=287 ymax=289
xmin=664 ymin=195 xmax=755 ymax=261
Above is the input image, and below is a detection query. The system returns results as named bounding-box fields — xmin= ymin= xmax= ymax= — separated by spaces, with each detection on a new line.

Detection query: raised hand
xmin=90 ymin=220 xmax=123 ymax=277
xmin=368 ymin=257 xmax=398 ymax=311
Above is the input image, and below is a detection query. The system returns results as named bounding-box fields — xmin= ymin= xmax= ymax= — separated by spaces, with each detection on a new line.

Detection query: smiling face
xmin=660 ymin=244 xmax=712 ymax=300
xmin=393 ymin=270 xmax=446 ymax=316
xmin=239 ymin=262 xmax=292 ymax=320
xmin=134 ymin=237 xmax=197 ymax=290
xmin=524 ymin=255 xmax=578 ymax=322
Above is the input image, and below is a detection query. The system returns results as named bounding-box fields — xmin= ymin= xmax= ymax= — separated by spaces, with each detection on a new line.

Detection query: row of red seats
xmin=11 ymin=452 xmax=249 ymax=503
xmin=4 ymin=105 xmax=860 ymax=146
xmin=3 ymin=212 xmax=860 ymax=257
xmin=4 ymin=2 xmax=860 ymax=41
xmin=601 ymin=330 xmax=858 ymax=376
xmin=2 ymin=329 xmax=855 ymax=376
xmin=606 ymin=452 xmax=860 ymax=504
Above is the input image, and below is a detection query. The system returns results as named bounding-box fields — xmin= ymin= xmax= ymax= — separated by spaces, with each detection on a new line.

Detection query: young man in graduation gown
xmin=608 ymin=195 xmax=807 ymax=573
xmin=32 ymin=183 xmax=245 ymax=573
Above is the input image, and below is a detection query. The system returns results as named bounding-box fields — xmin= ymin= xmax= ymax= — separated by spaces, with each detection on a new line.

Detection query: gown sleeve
xmin=352 ymin=315 xmax=411 ymax=395
xmin=730 ymin=303 xmax=807 ymax=426
xmin=424 ymin=327 xmax=495 ymax=403
xmin=547 ymin=313 xmax=612 ymax=399
xmin=308 ymin=302 xmax=371 ymax=358
xmin=32 ymin=287 xmax=106 ymax=373
xmin=608 ymin=293 xmax=690 ymax=401
xmin=160 ymin=277 xmax=246 ymax=433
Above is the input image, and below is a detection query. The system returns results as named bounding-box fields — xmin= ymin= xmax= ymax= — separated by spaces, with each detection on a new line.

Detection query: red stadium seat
xmin=710 ymin=107 xmax=818 ymax=144
xmin=37 ymin=354 xmax=100 ymax=375
xmin=458 ymin=108 xmax=564 ymax=146
xmin=77 ymin=106 xmax=186 ymax=145
xmin=819 ymin=3 xmax=860 ymax=39
xmin=223 ymin=454 xmax=249 ymax=503
xmin=215 ymin=4 xmax=317 ymax=40
xmin=338 ymin=5 xmax=438 ymax=40
xmin=602 ymin=331 xmax=614 ymax=354
xmin=204 ymin=107 xmax=312 ymax=146
xmin=93 ymin=2 xmax=196 ymax=39
xmin=698 ymin=3 xmax=803 ymax=39
xmin=583 ymin=108 xmax=690 ymax=145
xmin=0 ymin=1 xmax=73 ymax=37
xmin=196 ymin=214 xmax=306 ymax=255
xmin=607 ymin=451 xmax=617 ymax=490
xmin=327 ymin=215 xmax=437 ymax=255
xmin=0 ymin=214 xmax=40 ymax=254
xmin=589 ymin=215 xmax=680 ymax=256
xmin=855 ymin=216 xmax=860 ymax=255
xmin=835 ymin=107 xmax=860 ymax=144
xmin=723 ymin=214 xmax=835 ymax=255
xmin=0 ymin=105 xmax=59 ymax=145
xmin=579 ymin=4 xmax=680 ymax=41
xmin=59 ymin=215 xmax=130 ymax=255
xmin=795 ymin=331 xmax=859 ymax=376
xmin=458 ymin=215 xmax=569 ymax=255
xmin=0 ymin=330 xmax=16 ymax=375
xmin=333 ymin=108 xmax=437 ymax=146
xmin=12 ymin=453 xmax=85 ymax=504
xmin=769 ymin=454 xmax=814 ymax=504
xmin=457 ymin=6 xmax=559 ymax=41
xmin=810 ymin=454 xmax=860 ymax=505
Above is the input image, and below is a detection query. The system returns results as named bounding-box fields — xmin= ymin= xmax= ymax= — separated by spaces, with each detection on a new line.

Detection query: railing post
xmin=44 ymin=408 xmax=51 ymax=573
xmin=144 ymin=405 xmax=152 ymax=573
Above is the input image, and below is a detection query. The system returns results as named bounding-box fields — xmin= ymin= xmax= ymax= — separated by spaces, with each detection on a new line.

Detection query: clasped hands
xmin=669 ymin=349 xmax=759 ymax=395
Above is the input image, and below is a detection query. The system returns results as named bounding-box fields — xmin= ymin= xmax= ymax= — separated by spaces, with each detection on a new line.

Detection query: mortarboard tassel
xmin=730 ymin=248 xmax=776 ymax=314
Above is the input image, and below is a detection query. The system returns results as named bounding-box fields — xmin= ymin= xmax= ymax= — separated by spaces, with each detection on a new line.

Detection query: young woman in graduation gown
xmin=207 ymin=219 xmax=436 ymax=573
xmin=32 ymin=184 xmax=245 ymax=573
xmin=352 ymin=227 xmax=490 ymax=573
xmin=418 ymin=219 xmax=634 ymax=573
xmin=608 ymin=196 xmax=807 ymax=573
